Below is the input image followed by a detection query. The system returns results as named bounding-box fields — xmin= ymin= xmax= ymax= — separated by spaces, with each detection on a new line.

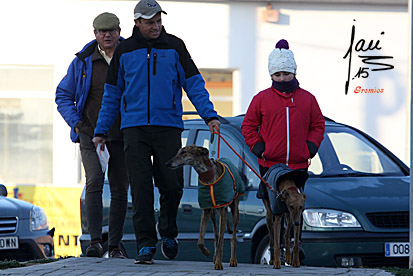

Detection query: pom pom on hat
xmin=275 ymin=39 xmax=289 ymax=49
xmin=268 ymin=39 xmax=297 ymax=76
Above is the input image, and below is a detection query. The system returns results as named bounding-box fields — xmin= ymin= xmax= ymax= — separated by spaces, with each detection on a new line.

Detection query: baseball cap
xmin=134 ymin=0 xmax=167 ymax=20
xmin=93 ymin=12 xmax=120 ymax=30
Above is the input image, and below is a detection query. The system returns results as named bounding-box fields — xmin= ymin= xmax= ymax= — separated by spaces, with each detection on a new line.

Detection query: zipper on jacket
xmin=286 ymin=107 xmax=290 ymax=166
xmin=147 ymin=52 xmax=151 ymax=125
xmin=123 ymin=96 xmax=127 ymax=112
xmin=153 ymin=53 xmax=157 ymax=75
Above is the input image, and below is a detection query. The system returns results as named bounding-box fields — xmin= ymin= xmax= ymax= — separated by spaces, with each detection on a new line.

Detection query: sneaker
xmin=134 ymin=247 xmax=155 ymax=264
xmin=85 ymin=241 xmax=103 ymax=258
xmin=109 ymin=248 xmax=127 ymax=259
xmin=161 ymin=237 xmax=178 ymax=260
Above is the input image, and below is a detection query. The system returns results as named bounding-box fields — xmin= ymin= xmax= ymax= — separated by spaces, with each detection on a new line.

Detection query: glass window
xmin=0 ymin=98 xmax=53 ymax=185
xmin=308 ymin=126 xmax=404 ymax=176
xmin=182 ymin=69 xmax=234 ymax=119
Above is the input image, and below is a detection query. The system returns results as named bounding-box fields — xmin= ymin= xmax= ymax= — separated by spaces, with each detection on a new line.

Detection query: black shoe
xmin=161 ymin=237 xmax=178 ymax=260
xmin=109 ymin=248 xmax=127 ymax=259
xmin=134 ymin=247 xmax=155 ymax=264
xmin=85 ymin=241 xmax=103 ymax=258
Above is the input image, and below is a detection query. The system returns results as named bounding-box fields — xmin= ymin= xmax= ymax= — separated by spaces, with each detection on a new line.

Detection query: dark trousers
xmin=122 ymin=126 xmax=183 ymax=250
xmin=79 ymin=131 xmax=129 ymax=248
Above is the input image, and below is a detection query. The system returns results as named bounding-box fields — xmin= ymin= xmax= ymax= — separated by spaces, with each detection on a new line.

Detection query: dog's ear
xmin=201 ymin=147 xmax=209 ymax=156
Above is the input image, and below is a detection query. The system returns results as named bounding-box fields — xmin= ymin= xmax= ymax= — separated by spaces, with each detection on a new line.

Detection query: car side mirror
xmin=0 ymin=184 xmax=7 ymax=197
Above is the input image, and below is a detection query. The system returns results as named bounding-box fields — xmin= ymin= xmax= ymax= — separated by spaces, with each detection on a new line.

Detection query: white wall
xmin=0 ymin=0 xmax=409 ymax=186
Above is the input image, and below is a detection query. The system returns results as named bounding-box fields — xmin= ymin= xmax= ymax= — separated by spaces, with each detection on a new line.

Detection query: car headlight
xmin=303 ymin=209 xmax=361 ymax=228
xmin=30 ymin=206 xmax=49 ymax=231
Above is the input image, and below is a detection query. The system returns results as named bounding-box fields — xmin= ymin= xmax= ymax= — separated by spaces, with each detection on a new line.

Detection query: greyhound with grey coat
xmin=166 ymin=145 xmax=245 ymax=270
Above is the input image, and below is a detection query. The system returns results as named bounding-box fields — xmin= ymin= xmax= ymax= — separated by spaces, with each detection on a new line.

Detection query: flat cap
xmin=93 ymin=12 xmax=120 ymax=30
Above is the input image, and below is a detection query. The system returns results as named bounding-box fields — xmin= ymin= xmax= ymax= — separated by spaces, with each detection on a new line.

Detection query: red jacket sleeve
xmin=241 ymin=94 xmax=264 ymax=151
xmin=307 ymin=95 xmax=325 ymax=148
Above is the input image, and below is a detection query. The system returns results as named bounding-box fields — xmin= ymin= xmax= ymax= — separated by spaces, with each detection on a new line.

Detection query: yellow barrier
xmin=6 ymin=185 xmax=83 ymax=257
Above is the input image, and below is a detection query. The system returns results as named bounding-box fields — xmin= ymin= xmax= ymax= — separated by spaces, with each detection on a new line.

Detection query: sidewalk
xmin=0 ymin=257 xmax=395 ymax=276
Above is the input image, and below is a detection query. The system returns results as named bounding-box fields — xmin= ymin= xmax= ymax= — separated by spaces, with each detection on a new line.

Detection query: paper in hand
xmin=96 ymin=143 xmax=110 ymax=173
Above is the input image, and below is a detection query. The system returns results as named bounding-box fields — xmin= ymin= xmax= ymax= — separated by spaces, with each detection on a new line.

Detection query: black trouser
xmin=79 ymin=132 xmax=129 ymax=248
xmin=122 ymin=126 xmax=183 ymax=251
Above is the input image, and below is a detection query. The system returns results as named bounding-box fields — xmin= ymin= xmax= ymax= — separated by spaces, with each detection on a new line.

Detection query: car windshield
xmin=309 ymin=125 xmax=405 ymax=177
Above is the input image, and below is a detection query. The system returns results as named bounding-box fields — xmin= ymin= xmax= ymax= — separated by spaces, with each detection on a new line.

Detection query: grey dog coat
xmin=263 ymin=164 xmax=308 ymax=215
xmin=198 ymin=157 xmax=245 ymax=209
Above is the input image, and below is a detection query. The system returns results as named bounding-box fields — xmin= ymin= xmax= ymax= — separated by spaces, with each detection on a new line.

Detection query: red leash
xmin=212 ymin=127 xmax=273 ymax=192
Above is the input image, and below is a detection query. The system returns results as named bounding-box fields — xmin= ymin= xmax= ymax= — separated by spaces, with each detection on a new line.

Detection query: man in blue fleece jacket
xmin=93 ymin=0 xmax=220 ymax=265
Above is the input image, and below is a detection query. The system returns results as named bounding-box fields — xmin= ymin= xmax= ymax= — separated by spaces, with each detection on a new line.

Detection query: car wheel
xmin=102 ymin=241 xmax=128 ymax=258
xmin=254 ymin=234 xmax=271 ymax=265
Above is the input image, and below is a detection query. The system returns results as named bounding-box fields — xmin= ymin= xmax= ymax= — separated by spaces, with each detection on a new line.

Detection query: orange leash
xmin=212 ymin=127 xmax=273 ymax=192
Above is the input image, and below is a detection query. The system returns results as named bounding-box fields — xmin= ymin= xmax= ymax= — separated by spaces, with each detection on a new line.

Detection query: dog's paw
xmin=292 ymin=262 xmax=300 ymax=267
xmin=229 ymin=258 xmax=237 ymax=267
xmin=273 ymin=259 xmax=281 ymax=269
xmin=214 ymin=262 xmax=224 ymax=270
xmin=269 ymin=259 xmax=274 ymax=265
xmin=292 ymin=257 xmax=300 ymax=267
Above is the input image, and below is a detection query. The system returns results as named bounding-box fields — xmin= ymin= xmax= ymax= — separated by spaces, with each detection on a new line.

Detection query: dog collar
xmin=287 ymin=186 xmax=301 ymax=193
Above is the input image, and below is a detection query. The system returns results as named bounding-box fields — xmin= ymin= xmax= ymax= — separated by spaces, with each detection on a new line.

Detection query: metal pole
xmin=409 ymin=0 xmax=412 ymax=268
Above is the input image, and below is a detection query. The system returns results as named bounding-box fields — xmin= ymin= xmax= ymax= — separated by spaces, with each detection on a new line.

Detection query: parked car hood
xmin=0 ymin=196 xmax=32 ymax=219
xmin=304 ymin=176 xmax=409 ymax=231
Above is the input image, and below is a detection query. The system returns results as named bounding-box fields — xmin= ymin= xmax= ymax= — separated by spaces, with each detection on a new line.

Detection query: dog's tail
xmin=198 ymin=244 xmax=210 ymax=257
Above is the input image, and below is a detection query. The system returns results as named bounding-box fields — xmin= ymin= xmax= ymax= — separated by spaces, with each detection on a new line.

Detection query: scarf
xmin=272 ymin=77 xmax=299 ymax=93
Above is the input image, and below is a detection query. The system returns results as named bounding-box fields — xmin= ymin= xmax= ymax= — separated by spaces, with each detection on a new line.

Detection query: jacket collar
xmin=76 ymin=37 xmax=125 ymax=62
xmin=271 ymin=86 xmax=297 ymax=98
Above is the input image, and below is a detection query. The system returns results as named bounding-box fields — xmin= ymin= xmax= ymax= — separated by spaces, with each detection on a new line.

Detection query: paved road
xmin=0 ymin=257 xmax=395 ymax=276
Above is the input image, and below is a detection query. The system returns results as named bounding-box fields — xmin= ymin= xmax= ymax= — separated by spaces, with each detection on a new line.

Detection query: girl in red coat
xmin=242 ymin=39 xmax=325 ymax=259
xmin=242 ymin=39 xmax=325 ymax=194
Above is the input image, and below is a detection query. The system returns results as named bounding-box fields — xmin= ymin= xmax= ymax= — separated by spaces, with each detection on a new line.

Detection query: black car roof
xmin=184 ymin=113 xmax=337 ymax=128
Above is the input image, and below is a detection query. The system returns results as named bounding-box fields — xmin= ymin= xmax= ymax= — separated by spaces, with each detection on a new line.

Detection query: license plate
xmin=0 ymin=236 xmax=19 ymax=250
xmin=385 ymin=242 xmax=409 ymax=257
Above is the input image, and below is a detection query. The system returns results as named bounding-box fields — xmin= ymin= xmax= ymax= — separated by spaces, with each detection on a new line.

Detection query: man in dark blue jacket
xmin=55 ymin=12 xmax=128 ymax=259
xmin=93 ymin=0 xmax=220 ymax=265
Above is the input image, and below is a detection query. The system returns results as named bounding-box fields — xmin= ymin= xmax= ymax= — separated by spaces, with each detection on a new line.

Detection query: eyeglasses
xmin=96 ymin=29 xmax=119 ymax=36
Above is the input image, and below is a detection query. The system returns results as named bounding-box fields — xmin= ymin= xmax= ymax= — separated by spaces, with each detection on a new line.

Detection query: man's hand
xmin=208 ymin=119 xmax=220 ymax=134
xmin=92 ymin=136 xmax=107 ymax=151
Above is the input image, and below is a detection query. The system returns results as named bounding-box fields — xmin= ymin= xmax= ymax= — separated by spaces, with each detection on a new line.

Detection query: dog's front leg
xmin=292 ymin=223 xmax=301 ymax=267
xmin=229 ymin=197 xmax=240 ymax=267
xmin=284 ymin=215 xmax=293 ymax=265
xmin=198 ymin=209 xmax=211 ymax=257
xmin=211 ymin=209 xmax=218 ymax=263
xmin=273 ymin=214 xmax=283 ymax=269
xmin=262 ymin=199 xmax=274 ymax=265
xmin=214 ymin=208 xmax=226 ymax=270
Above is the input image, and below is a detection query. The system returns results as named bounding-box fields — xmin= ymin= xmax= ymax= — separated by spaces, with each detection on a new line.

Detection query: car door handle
xmin=181 ymin=204 xmax=192 ymax=215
